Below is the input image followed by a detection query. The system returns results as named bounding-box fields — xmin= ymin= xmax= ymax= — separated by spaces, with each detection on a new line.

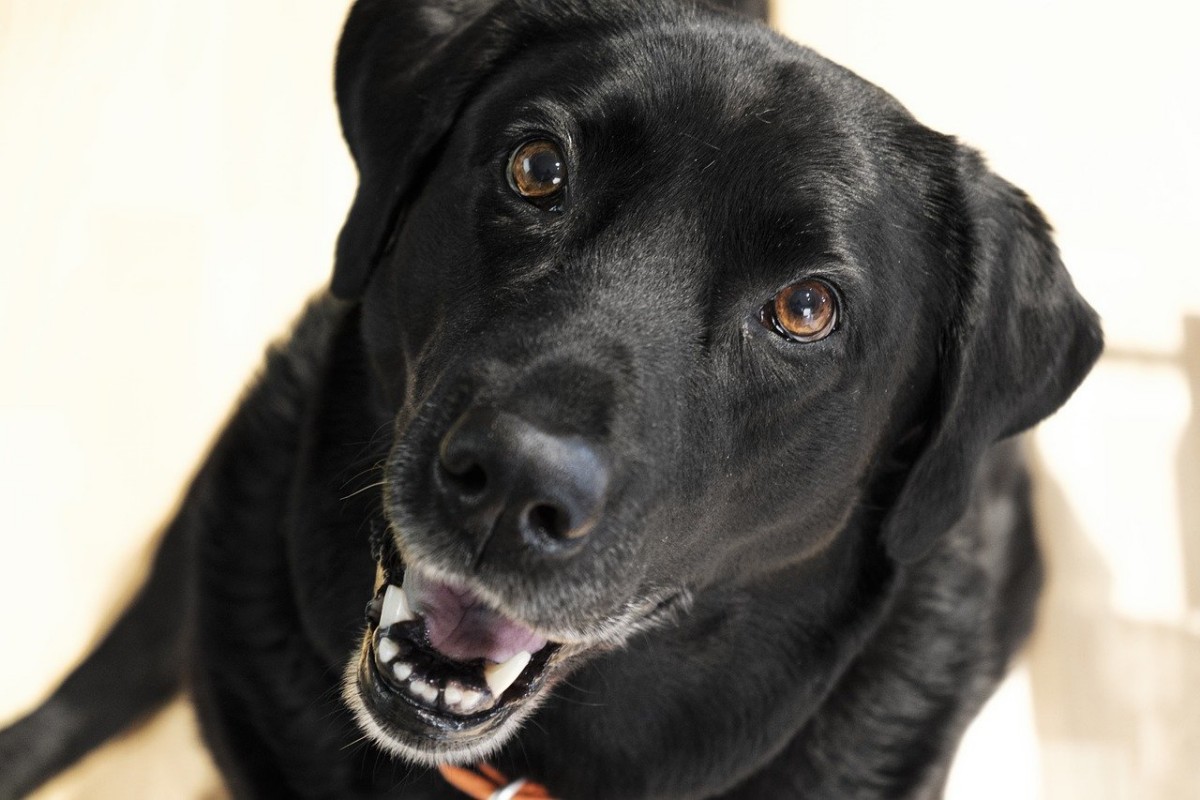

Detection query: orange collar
xmin=438 ymin=763 xmax=553 ymax=800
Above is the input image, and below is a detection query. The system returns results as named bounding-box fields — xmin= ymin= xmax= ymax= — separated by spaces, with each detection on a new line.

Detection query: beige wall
xmin=1 ymin=1 xmax=1196 ymax=797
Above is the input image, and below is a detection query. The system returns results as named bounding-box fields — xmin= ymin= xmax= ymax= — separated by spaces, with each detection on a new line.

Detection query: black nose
xmin=436 ymin=407 xmax=609 ymax=553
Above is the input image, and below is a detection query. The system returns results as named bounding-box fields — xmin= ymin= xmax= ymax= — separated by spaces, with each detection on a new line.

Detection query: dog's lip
xmin=358 ymin=624 xmax=561 ymax=733
xmin=355 ymin=638 xmax=515 ymax=746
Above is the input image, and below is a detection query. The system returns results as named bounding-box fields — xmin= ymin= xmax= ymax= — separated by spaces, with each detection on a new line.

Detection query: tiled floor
xmin=1 ymin=1 xmax=1196 ymax=797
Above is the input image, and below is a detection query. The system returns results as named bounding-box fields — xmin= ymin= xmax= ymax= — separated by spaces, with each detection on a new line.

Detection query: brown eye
xmin=508 ymin=139 xmax=566 ymax=201
xmin=761 ymin=280 xmax=839 ymax=342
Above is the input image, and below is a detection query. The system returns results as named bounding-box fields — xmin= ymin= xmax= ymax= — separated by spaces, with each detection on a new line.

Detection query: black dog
xmin=0 ymin=0 xmax=1101 ymax=797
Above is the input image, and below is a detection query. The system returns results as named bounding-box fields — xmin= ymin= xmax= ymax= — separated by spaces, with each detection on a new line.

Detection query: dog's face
xmin=336 ymin=0 xmax=1100 ymax=766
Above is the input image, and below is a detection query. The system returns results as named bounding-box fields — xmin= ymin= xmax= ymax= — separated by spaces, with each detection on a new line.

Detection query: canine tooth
xmin=443 ymin=685 xmax=464 ymax=706
xmin=377 ymin=637 xmax=400 ymax=663
xmin=393 ymin=662 xmax=413 ymax=681
xmin=380 ymin=584 xmax=415 ymax=627
xmin=484 ymin=651 xmax=531 ymax=698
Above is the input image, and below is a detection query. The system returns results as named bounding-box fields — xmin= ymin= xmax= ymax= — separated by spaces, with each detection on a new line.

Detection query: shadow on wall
xmin=1027 ymin=319 xmax=1200 ymax=800
xmin=1179 ymin=316 xmax=1200 ymax=615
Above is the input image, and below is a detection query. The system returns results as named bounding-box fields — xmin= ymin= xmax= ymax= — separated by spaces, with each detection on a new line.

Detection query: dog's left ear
xmin=331 ymin=0 xmax=526 ymax=300
xmin=882 ymin=148 xmax=1103 ymax=564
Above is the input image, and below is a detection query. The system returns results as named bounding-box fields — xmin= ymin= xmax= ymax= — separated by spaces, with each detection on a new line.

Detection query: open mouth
xmin=365 ymin=567 xmax=560 ymax=718
xmin=348 ymin=533 xmax=564 ymax=761
xmin=347 ymin=524 xmax=688 ymax=763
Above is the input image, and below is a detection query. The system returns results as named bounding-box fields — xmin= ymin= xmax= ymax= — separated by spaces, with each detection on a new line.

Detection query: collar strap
xmin=438 ymin=763 xmax=553 ymax=800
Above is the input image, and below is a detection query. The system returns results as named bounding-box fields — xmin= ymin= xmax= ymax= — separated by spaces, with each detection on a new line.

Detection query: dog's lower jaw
xmin=341 ymin=634 xmax=556 ymax=768
xmin=341 ymin=595 xmax=691 ymax=769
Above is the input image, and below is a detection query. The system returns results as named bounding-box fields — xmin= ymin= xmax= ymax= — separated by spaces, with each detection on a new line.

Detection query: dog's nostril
xmin=524 ymin=503 xmax=572 ymax=541
xmin=436 ymin=408 xmax=608 ymax=552
xmin=441 ymin=462 xmax=488 ymax=496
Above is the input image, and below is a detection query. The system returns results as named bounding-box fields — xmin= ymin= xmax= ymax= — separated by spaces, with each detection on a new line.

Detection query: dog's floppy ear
xmin=882 ymin=148 xmax=1103 ymax=564
xmin=331 ymin=0 xmax=514 ymax=300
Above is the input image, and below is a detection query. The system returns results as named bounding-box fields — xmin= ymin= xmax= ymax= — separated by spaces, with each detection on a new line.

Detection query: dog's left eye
xmin=508 ymin=139 xmax=567 ymax=203
xmin=759 ymin=279 xmax=839 ymax=343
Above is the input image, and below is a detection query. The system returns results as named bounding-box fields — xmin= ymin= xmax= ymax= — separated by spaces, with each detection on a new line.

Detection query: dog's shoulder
xmin=250 ymin=293 xmax=349 ymax=415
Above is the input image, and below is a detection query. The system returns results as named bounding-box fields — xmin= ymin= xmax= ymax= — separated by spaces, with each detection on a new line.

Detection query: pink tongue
xmin=405 ymin=570 xmax=547 ymax=664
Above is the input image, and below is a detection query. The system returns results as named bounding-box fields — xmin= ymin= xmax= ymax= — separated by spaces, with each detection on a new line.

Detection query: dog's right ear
xmin=331 ymin=0 xmax=510 ymax=300
xmin=880 ymin=147 xmax=1103 ymax=564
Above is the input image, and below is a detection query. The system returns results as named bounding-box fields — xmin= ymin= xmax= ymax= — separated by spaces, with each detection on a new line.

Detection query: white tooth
xmin=410 ymin=680 xmax=438 ymax=704
xmin=393 ymin=662 xmax=413 ymax=681
xmin=484 ymin=651 xmax=531 ymax=698
xmin=459 ymin=689 xmax=482 ymax=711
xmin=380 ymin=584 xmax=415 ymax=627
xmin=443 ymin=685 xmax=464 ymax=706
xmin=377 ymin=637 xmax=399 ymax=663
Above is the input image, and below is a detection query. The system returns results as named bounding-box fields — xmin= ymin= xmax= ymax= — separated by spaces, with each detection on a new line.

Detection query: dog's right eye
xmin=508 ymin=139 xmax=567 ymax=205
xmin=759 ymin=279 xmax=839 ymax=343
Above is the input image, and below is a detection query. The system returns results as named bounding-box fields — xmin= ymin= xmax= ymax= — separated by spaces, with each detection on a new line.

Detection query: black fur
xmin=0 ymin=1 xmax=1101 ymax=798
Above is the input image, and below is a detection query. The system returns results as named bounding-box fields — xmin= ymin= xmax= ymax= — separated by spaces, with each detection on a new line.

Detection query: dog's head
xmin=335 ymin=0 xmax=1101 ymax=766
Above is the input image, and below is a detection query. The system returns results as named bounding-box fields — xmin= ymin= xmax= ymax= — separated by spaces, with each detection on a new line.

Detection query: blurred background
xmin=1 ymin=0 xmax=1197 ymax=797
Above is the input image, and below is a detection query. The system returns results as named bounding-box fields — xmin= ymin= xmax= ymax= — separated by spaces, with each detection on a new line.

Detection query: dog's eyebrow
xmin=496 ymin=100 xmax=577 ymax=143
xmin=802 ymin=255 xmax=863 ymax=285
xmin=759 ymin=255 xmax=867 ymax=307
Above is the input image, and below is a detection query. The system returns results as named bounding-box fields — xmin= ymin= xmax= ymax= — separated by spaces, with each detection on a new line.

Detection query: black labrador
xmin=0 ymin=0 xmax=1101 ymax=797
